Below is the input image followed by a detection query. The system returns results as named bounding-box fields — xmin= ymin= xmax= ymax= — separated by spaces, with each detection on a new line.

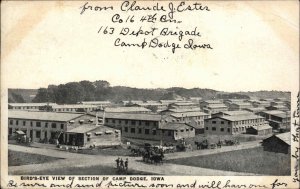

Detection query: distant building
xmin=228 ymin=102 xmax=253 ymax=111
xmin=159 ymin=107 xmax=202 ymax=116
xmin=212 ymin=110 xmax=253 ymax=118
xmin=251 ymin=101 xmax=271 ymax=108
xmin=78 ymin=101 xmax=111 ymax=107
xmin=8 ymin=103 xmax=56 ymax=110
xmin=257 ymin=110 xmax=290 ymax=131
xmin=200 ymin=100 xmax=223 ymax=109
xmin=133 ymin=102 xmax=167 ymax=111
xmin=166 ymin=111 xmax=210 ymax=134
xmin=203 ymin=104 xmax=228 ymax=114
xmin=189 ymin=97 xmax=202 ymax=102
xmin=204 ymin=114 xmax=267 ymax=135
xmin=224 ymin=99 xmax=247 ymax=107
xmin=243 ymin=107 xmax=266 ymax=114
xmin=265 ymin=105 xmax=289 ymax=112
xmin=104 ymin=107 xmax=152 ymax=113
xmin=262 ymin=133 xmax=290 ymax=154
xmin=246 ymin=125 xmax=272 ymax=136
xmin=52 ymin=104 xmax=98 ymax=113
xmin=169 ymin=102 xmax=199 ymax=109
xmin=8 ymin=110 xmax=95 ymax=143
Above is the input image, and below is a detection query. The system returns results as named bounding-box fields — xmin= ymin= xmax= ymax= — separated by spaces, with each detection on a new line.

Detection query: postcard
xmin=1 ymin=1 xmax=299 ymax=189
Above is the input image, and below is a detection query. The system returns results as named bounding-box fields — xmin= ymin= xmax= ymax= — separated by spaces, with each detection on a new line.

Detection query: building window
xmin=154 ymin=122 xmax=157 ymax=126
xmin=36 ymin=130 xmax=41 ymax=138
xmin=152 ymin=130 xmax=156 ymax=135
xmin=227 ymin=128 xmax=231 ymax=132
xmin=124 ymin=127 xmax=128 ymax=132
xmin=220 ymin=128 xmax=224 ymax=132
xmin=9 ymin=128 xmax=13 ymax=135
xmin=119 ymin=120 xmax=121 ymax=124
xmin=221 ymin=121 xmax=224 ymax=124
xmin=105 ymin=118 xmax=108 ymax=123
xmin=60 ymin=124 xmax=64 ymax=129
xmin=138 ymin=128 xmax=142 ymax=134
xmin=16 ymin=120 xmax=19 ymax=125
xmin=130 ymin=128 xmax=135 ymax=133
xmin=145 ymin=121 xmax=150 ymax=126
xmin=139 ymin=121 xmax=142 ymax=125
xmin=112 ymin=120 xmax=115 ymax=123
xmin=45 ymin=122 xmax=48 ymax=128
xmin=190 ymin=128 xmax=194 ymax=131
xmin=51 ymin=123 xmax=57 ymax=129
xmin=125 ymin=120 xmax=128 ymax=124
xmin=36 ymin=122 xmax=41 ymax=127
xmin=212 ymin=127 xmax=216 ymax=131
xmin=30 ymin=121 xmax=33 ymax=126
xmin=9 ymin=120 xmax=13 ymax=125
xmin=180 ymin=129 xmax=184 ymax=132
xmin=168 ymin=131 xmax=172 ymax=136
xmin=212 ymin=121 xmax=216 ymax=124
xmin=131 ymin=121 xmax=136 ymax=125
xmin=206 ymin=127 xmax=208 ymax=130
xmin=186 ymin=129 xmax=189 ymax=132
xmin=145 ymin=129 xmax=150 ymax=134
xmin=23 ymin=121 xmax=26 ymax=126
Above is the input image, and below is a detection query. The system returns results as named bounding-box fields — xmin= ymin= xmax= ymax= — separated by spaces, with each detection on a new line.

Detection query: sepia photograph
xmin=1 ymin=0 xmax=299 ymax=188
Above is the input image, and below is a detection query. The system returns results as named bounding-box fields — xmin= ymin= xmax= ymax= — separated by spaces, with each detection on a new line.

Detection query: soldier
xmin=115 ymin=157 xmax=120 ymax=169
xmin=124 ymin=158 xmax=128 ymax=172
xmin=119 ymin=158 xmax=124 ymax=171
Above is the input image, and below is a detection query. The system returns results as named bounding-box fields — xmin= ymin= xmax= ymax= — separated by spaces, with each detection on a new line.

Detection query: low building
xmin=265 ymin=105 xmax=289 ymax=112
xmin=189 ymin=97 xmax=202 ymax=103
xmin=104 ymin=107 xmax=152 ymax=113
xmin=229 ymin=102 xmax=253 ymax=111
xmin=252 ymin=101 xmax=271 ymax=108
xmin=8 ymin=103 xmax=56 ymax=110
xmin=203 ymin=104 xmax=228 ymax=114
xmin=204 ymin=114 xmax=266 ymax=135
xmin=66 ymin=124 xmax=121 ymax=147
xmin=224 ymin=99 xmax=247 ymax=107
xmin=246 ymin=125 xmax=272 ymax=136
xmin=78 ymin=101 xmax=111 ymax=107
xmin=159 ymin=107 xmax=202 ymax=116
xmin=262 ymin=133 xmax=290 ymax=154
xmin=8 ymin=110 xmax=95 ymax=143
xmin=200 ymin=100 xmax=223 ymax=109
xmin=166 ymin=111 xmax=210 ymax=134
xmin=257 ymin=110 xmax=290 ymax=131
xmin=212 ymin=110 xmax=253 ymax=118
xmin=243 ymin=107 xmax=266 ymax=114
xmin=133 ymin=102 xmax=167 ymax=111
xmin=159 ymin=123 xmax=195 ymax=141
xmin=169 ymin=102 xmax=199 ymax=109
xmin=51 ymin=104 xmax=98 ymax=113
xmin=101 ymin=112 xmax=194 ymax=142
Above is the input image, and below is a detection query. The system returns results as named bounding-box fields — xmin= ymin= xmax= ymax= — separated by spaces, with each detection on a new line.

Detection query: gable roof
xmin=104 ymin=107 xmax=151 ymax=113
xmin=171 ymin=111 xmax=208 ymax=118
xmin=275 ymin=133 xmax=291 ymax=145
xmin=8 ymin=110 xmax=85 ymax=122
xmin=207 ymin=114 xmax=264 ymax=122
xmin=93 ymin=112 xmax=162 ymax=121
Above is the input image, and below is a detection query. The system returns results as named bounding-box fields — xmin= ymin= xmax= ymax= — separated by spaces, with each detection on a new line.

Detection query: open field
xmin=8 ymin=150 xmax=63 ymax=166
xmin=168 ymin=147 xmax=290 ymax=175
xmin=27 ymin=165 xmax=155 ymax=175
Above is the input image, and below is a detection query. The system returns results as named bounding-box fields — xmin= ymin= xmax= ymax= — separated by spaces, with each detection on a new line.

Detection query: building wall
xmin=8 ymin=114 xmax=95 ymax=142
xmin=8 ymin=119 xmax=66 ymax=142
xmin=204 ymin=117 xmax=266 ymax=135
xmin=262 ymin=137 xmax=290 ymax=154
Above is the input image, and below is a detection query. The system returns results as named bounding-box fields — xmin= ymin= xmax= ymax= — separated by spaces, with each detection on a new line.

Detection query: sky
xmin=1 ymin=1 xmax=299 ymax=93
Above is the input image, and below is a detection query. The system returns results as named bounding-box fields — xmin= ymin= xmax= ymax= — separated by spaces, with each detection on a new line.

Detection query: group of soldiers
xmin=115 ymin=157 xmax=129 ymax=173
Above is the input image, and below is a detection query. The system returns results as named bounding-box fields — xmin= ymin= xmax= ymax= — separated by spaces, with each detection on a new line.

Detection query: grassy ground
xmin=8 ymin=150 xmax=63 ymax=166
xmin=168 ymin=147 xmax=290 ymax=175
xmin=27 ymin=165 xmax=155 ymax=175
